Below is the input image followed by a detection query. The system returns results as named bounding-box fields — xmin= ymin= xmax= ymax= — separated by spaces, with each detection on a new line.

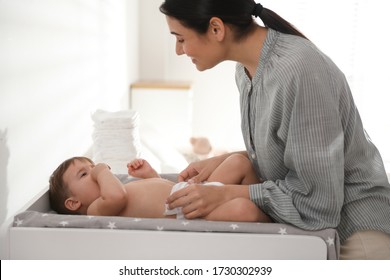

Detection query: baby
xmin=49 ymin=154 xmax=271 ymax=222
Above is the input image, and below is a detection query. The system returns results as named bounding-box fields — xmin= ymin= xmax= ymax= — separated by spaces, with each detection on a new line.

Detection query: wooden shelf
xmin=130 ymin=80 xmax=192 ymax=91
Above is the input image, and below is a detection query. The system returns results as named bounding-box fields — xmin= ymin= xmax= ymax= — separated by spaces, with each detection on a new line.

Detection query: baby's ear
xmin=64 ymin=197 xmax=81 ymax=211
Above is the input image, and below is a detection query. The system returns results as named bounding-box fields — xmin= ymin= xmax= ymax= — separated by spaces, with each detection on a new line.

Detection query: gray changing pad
xmin=13 ymin=210 xmax=339 ymax=259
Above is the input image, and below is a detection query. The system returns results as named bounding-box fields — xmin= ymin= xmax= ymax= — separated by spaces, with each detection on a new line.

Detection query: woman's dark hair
xmin=160 ymin=0 xmax=307 ymax=41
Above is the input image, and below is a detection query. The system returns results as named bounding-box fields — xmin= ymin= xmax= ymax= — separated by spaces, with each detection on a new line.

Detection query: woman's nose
xmin=176 ymin=42 xmax=184 ymax=56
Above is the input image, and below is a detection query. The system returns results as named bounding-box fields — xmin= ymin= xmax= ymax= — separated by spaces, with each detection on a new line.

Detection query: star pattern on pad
xmin=326 ymin=237 xmax=334 ymax=246
xmin=278 ymin=228 xmax=287 ymax=235
xmin=230 ymin=224 xmax=239 ymax=230
xmin=59 ymin=221 xmax=69 ymax=227
xmin=14 ymin=218 xmax=23 ymax=226
xmin=107 ymin=222 xmax=116 ymax=229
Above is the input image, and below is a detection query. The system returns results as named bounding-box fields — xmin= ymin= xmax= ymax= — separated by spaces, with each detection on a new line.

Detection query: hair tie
xmin=252 ymin=3 xmax=263 ymax=17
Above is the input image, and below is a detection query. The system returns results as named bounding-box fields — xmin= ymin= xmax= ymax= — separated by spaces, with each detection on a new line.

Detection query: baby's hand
xmin=127 ymin=159 xmax=144 ymax=171
xmin=127 ymin=159 xmax=159 ymax=179
xmin=91 ymin=163 xmax=111 ymax=181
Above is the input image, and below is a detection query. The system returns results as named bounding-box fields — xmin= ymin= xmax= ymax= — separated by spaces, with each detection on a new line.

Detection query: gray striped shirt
xmin=236 ymin=29 xmax=390 ymax=243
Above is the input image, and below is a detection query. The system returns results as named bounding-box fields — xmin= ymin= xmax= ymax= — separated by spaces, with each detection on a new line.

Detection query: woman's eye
xmin=177 ymin=38 xmax=184 ymax=43
xmin=81 ymin=172 xmax=87 ymax=177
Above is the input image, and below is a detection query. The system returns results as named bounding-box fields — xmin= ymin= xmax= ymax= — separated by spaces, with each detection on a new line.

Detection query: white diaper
xmin=164 ymin=181 xmax=223 ymax=219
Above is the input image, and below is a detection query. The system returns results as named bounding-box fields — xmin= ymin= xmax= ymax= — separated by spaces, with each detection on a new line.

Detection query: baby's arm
xmin=127 ymin=159 xmax=160 ymax=178
xmin=87 ymin=163 xmax=127 ymax=216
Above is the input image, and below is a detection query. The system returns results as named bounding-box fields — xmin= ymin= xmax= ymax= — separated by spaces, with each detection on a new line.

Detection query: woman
xmin=160 ymin=0 xmax=390 ymax=259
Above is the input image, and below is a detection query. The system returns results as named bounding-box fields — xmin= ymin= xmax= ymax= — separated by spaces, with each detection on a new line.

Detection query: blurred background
xmin=1 ymin=0 xmax=389 ymax=258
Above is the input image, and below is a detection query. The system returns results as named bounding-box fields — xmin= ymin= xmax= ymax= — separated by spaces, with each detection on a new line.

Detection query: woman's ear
xmin=209 ymin=17 xmax=225 ymax=41
xmin=65 ymin=197 xmax=81 ymax=211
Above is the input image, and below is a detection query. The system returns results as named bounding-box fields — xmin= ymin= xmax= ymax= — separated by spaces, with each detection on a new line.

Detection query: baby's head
xmin=49 ymin=156 xmax=94 ymax=214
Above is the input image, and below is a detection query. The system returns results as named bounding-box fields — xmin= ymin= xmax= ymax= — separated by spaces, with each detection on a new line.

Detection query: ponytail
xmin=252 ymin=3 xmax=307 ymax=39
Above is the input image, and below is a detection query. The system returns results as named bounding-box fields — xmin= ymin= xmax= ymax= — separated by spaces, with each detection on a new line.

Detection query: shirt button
xmin=251 ymin=153 xmax=256 ymax=159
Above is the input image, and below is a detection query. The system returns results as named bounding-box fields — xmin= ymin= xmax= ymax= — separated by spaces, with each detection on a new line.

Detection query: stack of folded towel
xmin=91 ymin=109 xmax=141 ymax=174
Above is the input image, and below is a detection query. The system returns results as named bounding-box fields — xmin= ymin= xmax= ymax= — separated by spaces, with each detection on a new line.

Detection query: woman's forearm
xmin=223 ymin=184 xmax=250 ymax=201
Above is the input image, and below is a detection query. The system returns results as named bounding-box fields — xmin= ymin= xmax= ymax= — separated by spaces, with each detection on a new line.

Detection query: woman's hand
xmin=166 ymin=182 xmax=250 ymax=219
xmin=178 ymin=155 xmax=227 ymax=183
xmin=166 ymin=183 xmax=229 ymax=219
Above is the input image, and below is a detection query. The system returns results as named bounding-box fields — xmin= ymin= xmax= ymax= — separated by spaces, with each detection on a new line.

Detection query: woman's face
xmin=166 ymin=16 xmax=225 ymax=71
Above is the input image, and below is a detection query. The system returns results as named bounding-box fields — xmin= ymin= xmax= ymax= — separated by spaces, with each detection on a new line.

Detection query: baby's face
xmin=63 ymin=159 xmax=100 ymax=207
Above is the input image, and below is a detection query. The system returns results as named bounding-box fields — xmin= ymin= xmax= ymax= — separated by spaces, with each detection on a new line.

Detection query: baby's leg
xmin=207 ymin=154 xmax=261 ymax=185
xmin=205 ymin=198 xmax=271 ymax=223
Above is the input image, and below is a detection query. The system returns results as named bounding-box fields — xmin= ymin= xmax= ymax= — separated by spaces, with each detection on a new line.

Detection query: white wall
xmin=0 ymin=0 xmax=139 ymax=258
